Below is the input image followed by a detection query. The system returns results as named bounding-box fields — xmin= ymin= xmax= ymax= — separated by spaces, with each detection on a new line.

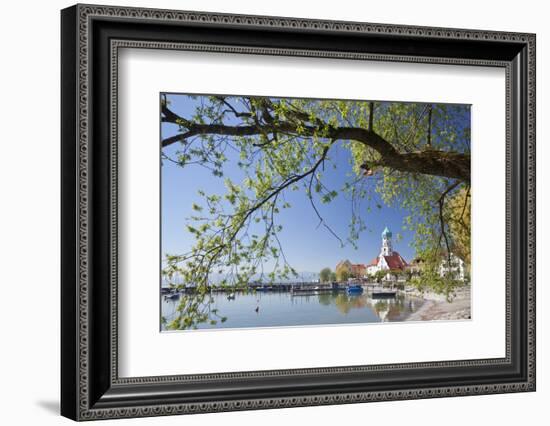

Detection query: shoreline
xmin=404 ymin=288 xmax=471 ymax=321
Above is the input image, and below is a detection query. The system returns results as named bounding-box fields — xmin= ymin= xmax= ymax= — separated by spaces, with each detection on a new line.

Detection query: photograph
xmin=160 ymin=94 xmax=472 ymax=331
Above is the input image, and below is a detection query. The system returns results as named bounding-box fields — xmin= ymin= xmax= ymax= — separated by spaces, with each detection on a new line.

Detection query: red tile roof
xmin=383 ymin=252 xmax=408 ymax=270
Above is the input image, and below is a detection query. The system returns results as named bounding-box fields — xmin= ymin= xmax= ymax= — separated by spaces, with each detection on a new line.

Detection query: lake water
xmin=161 ymin=290 xmax=425 ymax=330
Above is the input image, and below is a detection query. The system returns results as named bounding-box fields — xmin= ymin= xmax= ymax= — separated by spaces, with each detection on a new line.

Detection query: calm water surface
xmin=161 ymin=290 xmax=425 ymax=330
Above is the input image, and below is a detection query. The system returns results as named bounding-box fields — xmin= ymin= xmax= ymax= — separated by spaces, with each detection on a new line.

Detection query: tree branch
xmin=307 ymin=151 xmax=345 ymax=246
xmin=427 ymin=105 xmax=432 ymax=148
xmin=213 ymin=96 xmax=252 ymax=118
xmin=368 ymin=101 xmax=374 ymax=131
xmin=162 ymin=102 xmax=470 ymax=182
xmin=438 ymin=180 xmax=461 ymax=263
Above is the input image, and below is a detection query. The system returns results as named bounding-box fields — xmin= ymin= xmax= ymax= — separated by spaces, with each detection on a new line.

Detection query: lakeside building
xmin=335 ymin=226 xmax=467 ymax=283
xmin=406 ymin=257 xmax=425 ymax=275
xmin=439 ymin=253 xmax=467 ymax=281
xmin=365 ymin=227 xmax=408 ymax=278
xmin=335 ymin=260 xmax=366 ymax=279
xmin=336 ymin=227 xmax=408 ymax=281
xmin=408 ymin=254 xmax=467 ymax=281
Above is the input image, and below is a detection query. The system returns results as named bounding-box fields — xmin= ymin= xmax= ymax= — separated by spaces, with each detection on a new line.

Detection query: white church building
xmin=366 ymin=226 xmax=408 ymax=277
xmin=337 ymin=226 xmax=467 ymax=282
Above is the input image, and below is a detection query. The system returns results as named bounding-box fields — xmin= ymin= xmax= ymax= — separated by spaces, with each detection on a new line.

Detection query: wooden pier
xmin=162 ymin=282 xmax=346 ymax=295
xmin=162 ymin=281 xmax=399 ymax=297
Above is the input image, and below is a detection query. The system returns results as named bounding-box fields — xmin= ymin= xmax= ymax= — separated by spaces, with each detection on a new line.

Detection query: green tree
xmin=161 ymin=95 xmax=470 ymax=329
xmin=410 ymin=267 xmax=462 ymax=302
xmin=446 ymin=186 xmax=471 ymax=265
xmin=336 ymin=268 xmax=350 ymax=283
xmin=320 ymin=267 xmax=332 ymax=283
xmin=373 ymin=270 xmax=387 ymax=284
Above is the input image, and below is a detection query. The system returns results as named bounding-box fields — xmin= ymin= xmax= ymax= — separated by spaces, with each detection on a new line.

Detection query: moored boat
xmin=346 ymin=284 xmax=364 ymax=295
xmin=371 ymin=290 xmax=397 ymax=298
xmin=165 ymin=292 xmax=180 ymax=300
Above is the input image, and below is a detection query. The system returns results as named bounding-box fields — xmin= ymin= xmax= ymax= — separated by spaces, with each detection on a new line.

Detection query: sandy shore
xmin=404 ymin=288 xmax=471 ymax=321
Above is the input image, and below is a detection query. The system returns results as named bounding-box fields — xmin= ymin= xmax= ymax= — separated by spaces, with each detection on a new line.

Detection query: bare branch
xmin=438 ymin=180 xmax=461 ymax=263
xmin=427 ymin=104 xmax=433 ymax=148
xmin=213 ymin=96 xmax=252 ymax=118
xmin=368 ymin=101 xmax=374 ymax=131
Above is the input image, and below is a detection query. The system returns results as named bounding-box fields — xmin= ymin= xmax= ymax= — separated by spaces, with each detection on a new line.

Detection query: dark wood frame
xmin=61 ymin=4 xmax=536 ymax=421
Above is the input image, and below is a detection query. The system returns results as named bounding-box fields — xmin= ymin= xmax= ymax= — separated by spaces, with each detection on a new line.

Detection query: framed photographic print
xmin=61 ymin=4 xmax=536 ymax=421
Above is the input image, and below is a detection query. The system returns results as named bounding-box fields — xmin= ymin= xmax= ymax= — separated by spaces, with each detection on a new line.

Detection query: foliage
xmin=335 ymin=267 xmax=350 ymax=283
xmin=373 ymin=270 xmax=387 ymax=284
xmin=166 ymin=292 xmax=228 ymax=330
xmin=409 ymin=272 xmax=464 ymax=302
xmin=320 ymin=267 xmax=332 ymax=283
xmin=446 ymin=187 xmax=471 ymax=265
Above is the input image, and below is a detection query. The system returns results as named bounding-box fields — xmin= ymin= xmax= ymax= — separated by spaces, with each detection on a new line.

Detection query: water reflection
xmin=318 ymin=292 xmax=419 ymax=321
xmin=161 ymin=290 xmax=424 ymax=330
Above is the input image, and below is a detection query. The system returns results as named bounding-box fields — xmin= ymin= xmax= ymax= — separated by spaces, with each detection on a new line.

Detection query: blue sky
xmin=160 ymin=94 xmax=466 ymax=273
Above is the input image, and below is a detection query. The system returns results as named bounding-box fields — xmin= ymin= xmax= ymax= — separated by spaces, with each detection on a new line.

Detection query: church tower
xmin=380 ymin=226 xmax=393 ymax=256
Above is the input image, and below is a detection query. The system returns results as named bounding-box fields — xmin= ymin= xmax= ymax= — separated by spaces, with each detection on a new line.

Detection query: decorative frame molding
xmin=61 ymin=4 xmax=535 ymax=421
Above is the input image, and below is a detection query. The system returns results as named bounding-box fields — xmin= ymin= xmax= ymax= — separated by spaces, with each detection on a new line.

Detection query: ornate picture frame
xmin=61 ymin=4 xmax=535 ymax=421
